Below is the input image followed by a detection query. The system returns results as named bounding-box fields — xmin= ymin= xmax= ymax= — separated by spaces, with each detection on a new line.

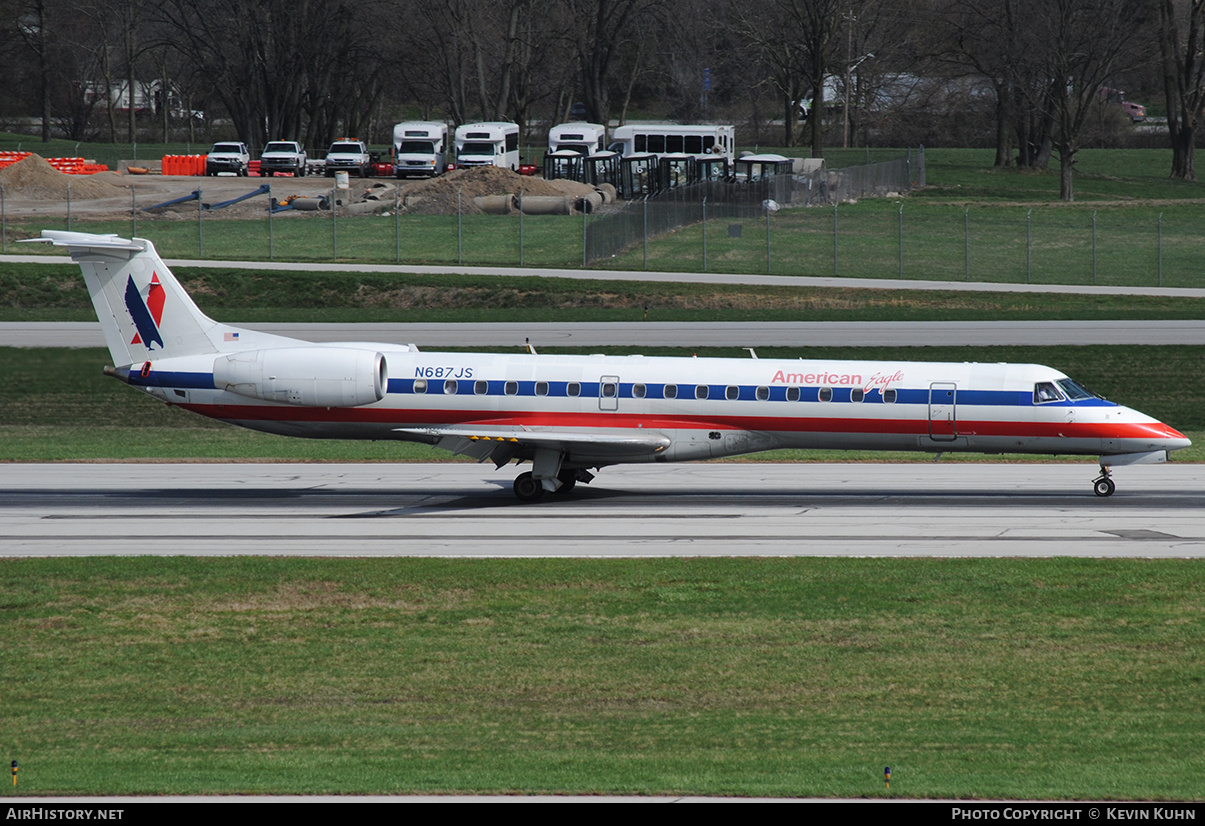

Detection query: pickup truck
xmin=259 ymin=141 xmax=308 ymax=177
xmin=324 ymin=139 xmax=372 ymax=177
xmin=205 ymin=142 xmax=250 ymax=176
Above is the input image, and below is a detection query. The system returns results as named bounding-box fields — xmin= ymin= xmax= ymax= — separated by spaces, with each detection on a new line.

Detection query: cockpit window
xmin=1056 ymin=378 xmax=1099 ymax=401
xmin=1033 ymin=382 xmax=1064 ymax=404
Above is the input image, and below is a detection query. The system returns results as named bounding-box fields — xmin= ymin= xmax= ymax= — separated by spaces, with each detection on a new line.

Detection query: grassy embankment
xmin=3 ymin=556 xmax=1203 ymax=798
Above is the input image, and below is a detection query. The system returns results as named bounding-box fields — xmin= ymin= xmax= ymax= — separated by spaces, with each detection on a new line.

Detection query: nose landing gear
xmin=1093 ymin=466 xmax=1115 ymax=497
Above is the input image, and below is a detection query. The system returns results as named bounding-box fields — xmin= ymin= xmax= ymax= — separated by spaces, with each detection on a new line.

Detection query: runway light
xmin=11 ymin=760 xmax=16 ymax=787
xmin=884 ymin=765 xmax=891 ymax=791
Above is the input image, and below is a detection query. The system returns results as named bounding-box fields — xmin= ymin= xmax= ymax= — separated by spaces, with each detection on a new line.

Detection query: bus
xmin=608 ymin=123 xmax=735 ymax=163
xmin=392 ymin=122 xmax=448 ymax=178
xmin=548 ymin=122 xmax=607 ymax=156
xmin=454 ymin=122 xmax=520 ymax=171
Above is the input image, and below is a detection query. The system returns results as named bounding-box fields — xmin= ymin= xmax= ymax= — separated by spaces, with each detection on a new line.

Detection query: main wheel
xmin=553 ymin=470 xmax=578 ymax=495
xmin=1094 ymin=478 xmax=1115 ymax=497
xmin=513 ymin=471 xmax=545 ymax=502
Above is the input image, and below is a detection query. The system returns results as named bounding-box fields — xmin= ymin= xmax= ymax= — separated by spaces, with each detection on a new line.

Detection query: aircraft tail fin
xmin=27 ymin=231 xmax=222 ymax=365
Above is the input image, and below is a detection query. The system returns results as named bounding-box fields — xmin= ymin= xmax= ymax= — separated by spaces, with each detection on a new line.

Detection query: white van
xmin=609 ymin=123 xmax=735 ymax=163
xmin=393 ymin=122 xmax=448 ymax=178
xmin=548 ymin=122 xmax=607 ymax=156
xmin=455 ymin=122 xmax=520 ymax=171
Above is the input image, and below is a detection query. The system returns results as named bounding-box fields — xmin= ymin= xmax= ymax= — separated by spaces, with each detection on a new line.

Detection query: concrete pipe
xmin=344 ymin=201 xmax=385 ymax=216
xmin=595 ymin=184 xmax=617 ymax=204
xmin=574 ymin=191 xmax=603 ymax=214
xmin=290 ymin=197 xmax=322 ymax=211
xmin=474 ymin=194 xmax=517 ymax=214
xmin=363 ymin=183 xmax=397 ymax=201
xmin=518 ymin=195 xmax=573 ymax=215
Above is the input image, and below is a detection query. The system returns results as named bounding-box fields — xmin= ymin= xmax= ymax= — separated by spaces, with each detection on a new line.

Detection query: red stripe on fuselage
xmin=178 ymin=402 xmax=1178 ymax=442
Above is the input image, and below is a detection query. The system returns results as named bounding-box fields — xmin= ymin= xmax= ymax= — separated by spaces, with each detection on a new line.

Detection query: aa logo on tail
xmin=125 ymin=273 xmax=165 ymax=350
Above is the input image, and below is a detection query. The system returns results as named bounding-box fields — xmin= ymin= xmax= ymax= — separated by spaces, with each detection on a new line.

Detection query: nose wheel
xmin=1093 ymin=467 xmax=1115 ymax=497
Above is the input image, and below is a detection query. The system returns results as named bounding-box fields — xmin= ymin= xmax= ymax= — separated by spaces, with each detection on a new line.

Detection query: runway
xmin=7 ymin=319 xmax=1205 ymax=348
xmin=4 ymin=462 xmax=1203 ymax=558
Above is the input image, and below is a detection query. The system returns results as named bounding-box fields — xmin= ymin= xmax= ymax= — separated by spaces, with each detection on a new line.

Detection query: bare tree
xmin=155 ymin=0 xmax=391 ymax=149
xmin=735 ymin=0 xmax=844 ymax=155
xmin=936 ymin=0 xmax=1029 ymax=166
xmin=1159 ymin=0 xmax=1205 ymax=180
xmin=564 ymin=0 xmax=658 ymax=125
xmin=1031 ymin=0 xmax=1148 ymax=200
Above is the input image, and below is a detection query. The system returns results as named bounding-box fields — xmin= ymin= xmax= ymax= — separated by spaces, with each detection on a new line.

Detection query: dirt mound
xmin=0 ymin=154 xmax=126 ymax=201
xmin=402 ymin=166 xmax=596 ymax=215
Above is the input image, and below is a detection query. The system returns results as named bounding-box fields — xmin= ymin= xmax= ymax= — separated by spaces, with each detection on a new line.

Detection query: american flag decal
xmin=223 ymin=332 xmax=240 ymax=341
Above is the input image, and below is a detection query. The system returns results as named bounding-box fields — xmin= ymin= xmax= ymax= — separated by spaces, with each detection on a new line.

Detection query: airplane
xmin=28 ymin=229 xmax=1191 ymax=501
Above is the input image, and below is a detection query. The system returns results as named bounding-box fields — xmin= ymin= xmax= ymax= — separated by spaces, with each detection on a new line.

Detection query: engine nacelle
xmin=213 ymin=347 xmax=388 ymax=407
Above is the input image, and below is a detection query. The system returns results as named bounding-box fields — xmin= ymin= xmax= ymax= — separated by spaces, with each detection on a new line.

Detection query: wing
xmin=393 ymin=424 xmax=670 ymax=467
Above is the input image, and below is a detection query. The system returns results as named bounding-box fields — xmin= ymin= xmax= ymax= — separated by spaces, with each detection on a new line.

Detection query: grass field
xmin=3 ymin=556 xmax=1202 ymax=798
xmin=6 ymin=148 xmax=1205 ymax=287
xmin=9 ymin=261 xmax=1205 ymax=324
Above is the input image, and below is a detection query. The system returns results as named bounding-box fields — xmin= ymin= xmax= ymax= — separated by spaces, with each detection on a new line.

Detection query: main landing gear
xmin=1093 ymin=465 xmax=1115 ymax=497
xmin=512 ymin=469 xmax=589 ymax=502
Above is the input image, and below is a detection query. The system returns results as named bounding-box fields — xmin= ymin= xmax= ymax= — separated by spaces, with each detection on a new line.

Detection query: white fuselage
xmin=126 ymin=349 xmax=1188 ymax=467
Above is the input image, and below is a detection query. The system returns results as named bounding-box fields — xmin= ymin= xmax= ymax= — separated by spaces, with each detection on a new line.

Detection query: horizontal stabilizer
xmin=22 ymin=230 xmax=148 ymax=255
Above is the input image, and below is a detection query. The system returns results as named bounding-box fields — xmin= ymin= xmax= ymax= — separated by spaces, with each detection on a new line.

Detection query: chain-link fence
xmin=584 ymin=149 xmax=923 ymax=265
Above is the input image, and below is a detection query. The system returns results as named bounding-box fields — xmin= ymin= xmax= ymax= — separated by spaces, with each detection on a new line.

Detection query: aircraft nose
xmin=1159 ymin=424 xmax=1192 ymax=452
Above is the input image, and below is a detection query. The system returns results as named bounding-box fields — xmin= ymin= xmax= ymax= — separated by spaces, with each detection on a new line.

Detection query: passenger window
xmin=535 ymin=381 xmax=548 ymax=396
xmin=1034 ymin=382 xmax=1063 ymax=404
xmin=696 ymin=385 xmax=709 ymax=400
xmin=819 ymin=387 xmax=833 ymax=402
xmin=444 ymin=380 xmax=458 ymax=395
xmin=601 ymin=382 xmax=617 ymax=398
xmin=664 ymin=384 xmax=677 ymax=399
xmin=851 ymin=388 xmax=864 ymax=403
xmin=726 ymin=385 xmax=740 ymax=400
xmin=883 ymin=389 xmax=897 ymax=404
xmin=567 ymin=382 xmax=580 ymax=397
xmin=633 ymin=383 xmax=646 ymax=398
xmin=505 ymin=381 xmax=518 ymax=395
xmin=475 ymin=380 xmax=488 ymax=395
xmin=756 ymin=386 xmax=770 ymax=401
xmin=786 ymin=386 xmax=800 ymax=402
xmin=413 ymin=379 xmax=427 ymax=394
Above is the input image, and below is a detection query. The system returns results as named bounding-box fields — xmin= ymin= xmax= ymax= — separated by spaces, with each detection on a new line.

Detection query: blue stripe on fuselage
xmin=386 ymin=378 xmax=1115 ymax=408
